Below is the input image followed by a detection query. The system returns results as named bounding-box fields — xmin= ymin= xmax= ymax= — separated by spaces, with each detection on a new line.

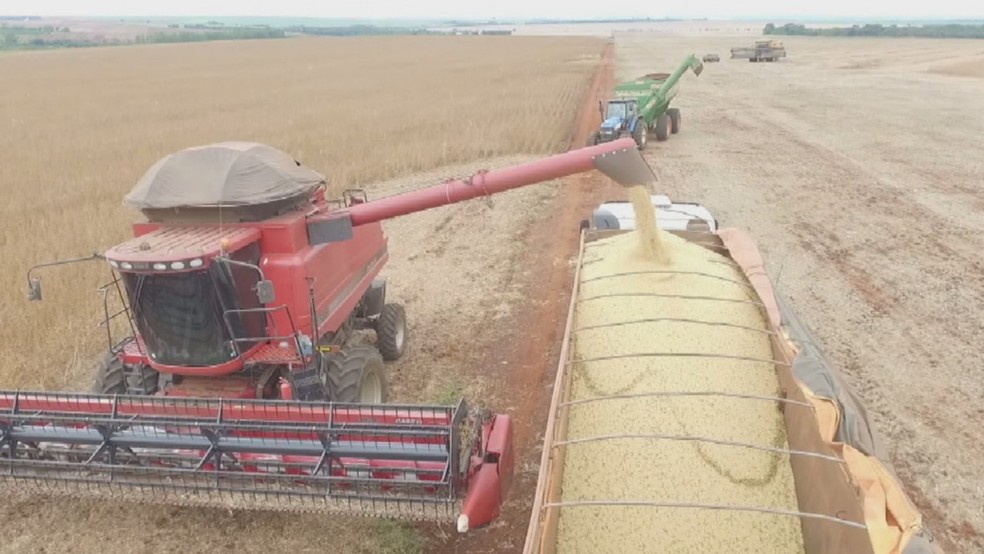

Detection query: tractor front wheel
xmin=632 ymin=120 xmax=648 ymax=150
xmin=375 ymin=303 xmax=407 ymax=361
xmin=667 ymin=108 xmax=682 ymax=134
xmin=326 ymin=345 xmax=388 ymax=403
xmin=655 ymin=113 xmax=672 ymax=141
xmin=586 ymin=131 xmax=601 ymax=147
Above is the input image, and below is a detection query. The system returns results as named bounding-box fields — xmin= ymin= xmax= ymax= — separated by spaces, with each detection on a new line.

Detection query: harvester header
xmin=6 ymin=137 xmax=654 ymax=533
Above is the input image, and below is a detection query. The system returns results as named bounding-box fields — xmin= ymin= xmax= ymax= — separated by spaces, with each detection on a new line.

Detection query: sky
xmin=2 ymin=0 xmax=983 ymax=21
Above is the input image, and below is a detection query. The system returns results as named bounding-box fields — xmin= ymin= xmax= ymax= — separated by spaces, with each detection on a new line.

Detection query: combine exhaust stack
xmin=0 ymin=392 xmax=512 ymax=526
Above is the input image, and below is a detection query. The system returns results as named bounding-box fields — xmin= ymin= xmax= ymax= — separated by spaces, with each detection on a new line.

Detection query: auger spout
xmin=341 ymin=138 xmax=649 ymax=227
xmin=657 ymin=54 xmax=705 ymax=98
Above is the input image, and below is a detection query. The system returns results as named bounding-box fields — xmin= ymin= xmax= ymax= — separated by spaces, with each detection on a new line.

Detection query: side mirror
xmin=27 ymin=278 xmax=43 ymax=301
xmin=256 ymin=279 xmax=276 ymax=304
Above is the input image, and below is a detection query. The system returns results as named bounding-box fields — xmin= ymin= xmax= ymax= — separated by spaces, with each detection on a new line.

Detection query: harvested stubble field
xmin=0 ymin=35 xmax=604 ymax=553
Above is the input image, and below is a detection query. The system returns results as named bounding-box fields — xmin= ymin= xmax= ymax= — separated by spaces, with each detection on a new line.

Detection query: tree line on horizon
xmin=1 ymin=22 xmax=515 ymax=50
xmin=764 ymin=22 xmax=984 ymax=39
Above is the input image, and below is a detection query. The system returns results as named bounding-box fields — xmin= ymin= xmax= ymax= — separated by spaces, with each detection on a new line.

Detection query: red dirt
xmin=423 ymin=43 xmax=617 ymax=553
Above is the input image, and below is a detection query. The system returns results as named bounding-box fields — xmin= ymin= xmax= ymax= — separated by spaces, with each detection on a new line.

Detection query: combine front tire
xmin=667 ymin=108 xmax=681 ymax=134
xmin=91 ymin=351 xmax=159 ymax=395
xmin=655 ymin=113 xmax=672 ymax=142
xmin=375 ymin=303 xmax=407 ymax=361
xmin=92 ymin=351 xmax=125 ymax=394
xmin=327 ymin=345 xmax=388 ymax=403
xmin=125 ymin=364 xmax=160 ymax=395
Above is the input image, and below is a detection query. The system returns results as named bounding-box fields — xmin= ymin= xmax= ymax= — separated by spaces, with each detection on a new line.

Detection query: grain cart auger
xmin=3 ymin=138 xmax=653 ymax=533
xmin=588 ymin=54 xmax=704 ymax=149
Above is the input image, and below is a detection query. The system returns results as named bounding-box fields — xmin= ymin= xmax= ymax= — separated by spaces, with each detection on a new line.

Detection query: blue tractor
xmin=586 ymin=98 xmax=648 ymax=150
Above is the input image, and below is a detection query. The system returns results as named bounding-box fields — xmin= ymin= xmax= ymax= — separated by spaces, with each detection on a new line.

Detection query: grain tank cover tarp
xmin=124 ymin=142 xmax=325 ymax=210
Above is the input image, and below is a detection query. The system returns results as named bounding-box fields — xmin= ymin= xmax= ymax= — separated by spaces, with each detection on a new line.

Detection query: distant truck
xmin=587 ymin=54 xmax=704 ymax=149
xmin=730 ymin=39 xmax=786 ymax=62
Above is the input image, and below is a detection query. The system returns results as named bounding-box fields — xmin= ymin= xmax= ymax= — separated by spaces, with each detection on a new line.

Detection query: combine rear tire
xmin=375 ymin=303 xmax=407 ymax=361
xmin=632 ymin=120 xmax=648 ymax=150
xmin=667 ymin=108 xmax=682 ymax=134
xmin=655 ymin=113 xmax=672 ymax=142
xmin=327 ymin=345 xmax=388 ymax=403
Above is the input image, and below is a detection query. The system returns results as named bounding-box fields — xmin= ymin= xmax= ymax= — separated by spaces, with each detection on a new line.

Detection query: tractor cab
xmin=598 ymin=99 xmax=638 ymax=141
xmin=103 ymin=226 xmax=272 ymax=370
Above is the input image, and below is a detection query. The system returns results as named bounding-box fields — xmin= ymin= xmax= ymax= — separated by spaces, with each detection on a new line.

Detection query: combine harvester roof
xmin=125 ymin=141 xmax=327 ymax=222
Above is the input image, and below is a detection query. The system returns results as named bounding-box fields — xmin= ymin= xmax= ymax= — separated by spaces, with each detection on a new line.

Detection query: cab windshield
xmin=606 ymin=102 xmax=630 ymax=120
xmin=121 ymin=243 xmax=266 ymax=367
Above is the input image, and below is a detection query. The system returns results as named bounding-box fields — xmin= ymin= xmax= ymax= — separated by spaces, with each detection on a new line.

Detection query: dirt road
xmin=617 ymin=35 xmax=984 ymax=553
xmin=422 ymin=43 xmax=618 ymax=554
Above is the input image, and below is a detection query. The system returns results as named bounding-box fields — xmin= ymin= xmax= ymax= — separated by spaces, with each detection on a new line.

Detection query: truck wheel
xmin=586 ymin=131 xmax=600 ymax=147
xmin=632 ymin=120 xmax=648 ymax=149
xmin=655 ymin=114 xmax=671 ymax=141
xmin=327 ymin=345 xmax=388 ymax=403
xmin=667 ymin=108 xmax=682 ymax=134
xmin=375 ymin=303 xmax=407 ymax=361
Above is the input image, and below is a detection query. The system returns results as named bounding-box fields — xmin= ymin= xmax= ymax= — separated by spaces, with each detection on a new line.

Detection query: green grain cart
xmin=588 ymin=54 xmax=704 ymax=150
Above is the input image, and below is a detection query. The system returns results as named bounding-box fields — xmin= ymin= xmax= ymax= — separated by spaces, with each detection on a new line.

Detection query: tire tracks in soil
xmin=423 ymin=43 xmax=617 ymax=554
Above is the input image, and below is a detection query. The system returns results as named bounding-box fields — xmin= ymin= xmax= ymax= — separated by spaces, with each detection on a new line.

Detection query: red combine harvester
xmin=3 ymin=138 xmax=653 ymax=532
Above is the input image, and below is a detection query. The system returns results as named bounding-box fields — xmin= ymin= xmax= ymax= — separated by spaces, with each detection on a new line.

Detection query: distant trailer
xmin=731 ymin=39 xmax=787 ymax=62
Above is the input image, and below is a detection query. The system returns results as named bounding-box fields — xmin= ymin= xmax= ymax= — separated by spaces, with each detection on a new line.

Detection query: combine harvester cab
xmin=3 ymin=138 xmax=652 ymax=533
xmin=588 ymin=54 xmax=704 ymax=149
xmin=524 ymin=196 xmax=942 ymax=553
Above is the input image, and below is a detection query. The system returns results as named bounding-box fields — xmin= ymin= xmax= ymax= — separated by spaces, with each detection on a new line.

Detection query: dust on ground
xmin=617 ymin=34 xmax=984 ymax=553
